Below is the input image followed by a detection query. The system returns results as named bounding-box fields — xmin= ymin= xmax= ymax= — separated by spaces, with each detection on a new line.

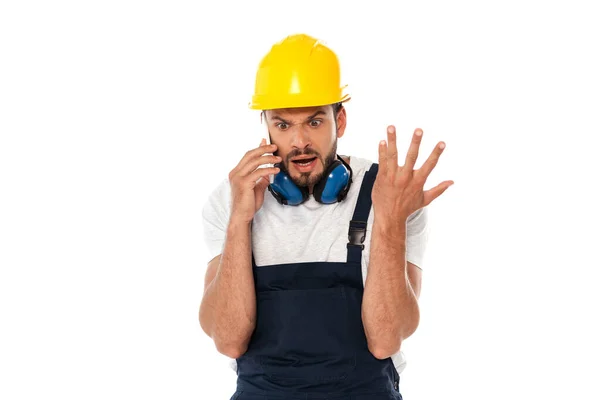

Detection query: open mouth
xmin=292 ymin=157 xmax=317 ymax=166
xmin=291 ymin=157 xmax=318 ymax=172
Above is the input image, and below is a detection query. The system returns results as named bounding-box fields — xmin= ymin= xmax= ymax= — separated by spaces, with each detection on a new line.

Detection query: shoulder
xmin=209 ymin=177 xmax=231 ymax=201
xmin=202 ymin=178 xmax=232 ymax=219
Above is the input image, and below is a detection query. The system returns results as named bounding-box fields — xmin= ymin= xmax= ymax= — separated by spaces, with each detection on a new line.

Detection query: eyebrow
xmin=270 ymin=110 xmax=327 ymax=124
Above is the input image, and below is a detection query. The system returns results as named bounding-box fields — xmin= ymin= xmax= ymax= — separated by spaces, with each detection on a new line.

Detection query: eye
xmin=275 ymin=122 xmax=289 ymax=130
xmin=309 ymin=119 xmax=322 ymax=127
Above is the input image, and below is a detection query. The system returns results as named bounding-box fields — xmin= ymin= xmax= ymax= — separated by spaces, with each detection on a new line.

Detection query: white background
xmin=1 ymin=1 xmax=599 ymax=399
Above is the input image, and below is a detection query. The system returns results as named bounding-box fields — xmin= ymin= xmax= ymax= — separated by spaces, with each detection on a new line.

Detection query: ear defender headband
xmin=267 ymin=155 xmax=353 ymax=206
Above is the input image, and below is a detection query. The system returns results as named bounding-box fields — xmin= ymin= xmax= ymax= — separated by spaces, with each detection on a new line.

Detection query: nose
xmin=290 ymin=124 xmax=311 ymax=150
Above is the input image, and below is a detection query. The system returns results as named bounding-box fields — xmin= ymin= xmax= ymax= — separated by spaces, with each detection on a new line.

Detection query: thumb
xmin=255 ymin=176 xmax=270 ymax=193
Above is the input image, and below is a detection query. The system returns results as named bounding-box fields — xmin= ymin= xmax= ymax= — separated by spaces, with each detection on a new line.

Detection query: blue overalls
xmin=231 ymin=163 xmax=402 ymax=400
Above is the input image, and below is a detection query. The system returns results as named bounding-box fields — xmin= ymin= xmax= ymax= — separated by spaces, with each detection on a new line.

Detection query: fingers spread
xmin=404 ymin=128 xmax=423 ymax=171
xmin=418 ymin=141 xmax=445 ymax=180
xmin=378 ymin=139 xmax=388 ymax=177
xmin=423 ymin=180 xmax=454 ymax=206
xmin=387 ymin=125 xmax=398 ymax=175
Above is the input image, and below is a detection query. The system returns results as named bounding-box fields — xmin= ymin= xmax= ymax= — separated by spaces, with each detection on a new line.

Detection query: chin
xmin=292 ymin=164 xmax=324 ymax=187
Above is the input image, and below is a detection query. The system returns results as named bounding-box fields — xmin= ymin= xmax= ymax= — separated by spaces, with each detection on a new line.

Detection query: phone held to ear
xmin=258 ymin=116 xmax=275 ymax=184
xmin=265 ymin=133 xmax=276 ymax=184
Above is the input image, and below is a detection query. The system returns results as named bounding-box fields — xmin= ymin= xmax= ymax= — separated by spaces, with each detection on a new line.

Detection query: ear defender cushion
xmin=268 ymin=156 xmax=352 ymax=205
xmin=313 ymin=158 xmax=352 ymax=204
xmin=268 ymin=168 xmax=309 ymax=206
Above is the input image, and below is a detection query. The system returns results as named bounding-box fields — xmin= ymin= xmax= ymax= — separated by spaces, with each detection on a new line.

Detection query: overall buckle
xmin=347 ymin=220 xmax=367 ymax=249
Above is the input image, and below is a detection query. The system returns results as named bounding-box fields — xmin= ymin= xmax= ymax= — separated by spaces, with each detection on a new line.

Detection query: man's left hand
xmin=371 ymin=125 xmax=454 ymax=226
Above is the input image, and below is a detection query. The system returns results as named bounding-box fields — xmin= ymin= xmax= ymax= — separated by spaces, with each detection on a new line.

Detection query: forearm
xmin=362 ymin=216 xmax=420 ymax=359
xmin=199 ymin=218 xmax=256 ymax=357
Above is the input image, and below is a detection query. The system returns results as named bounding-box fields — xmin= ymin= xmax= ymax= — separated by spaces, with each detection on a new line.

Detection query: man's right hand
xmin=228 ymin=139 xmax=281 ymax=223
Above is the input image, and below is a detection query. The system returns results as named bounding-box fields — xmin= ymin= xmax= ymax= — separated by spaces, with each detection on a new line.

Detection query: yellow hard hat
xmin=249 ymin=34 xmax=350 ymax=110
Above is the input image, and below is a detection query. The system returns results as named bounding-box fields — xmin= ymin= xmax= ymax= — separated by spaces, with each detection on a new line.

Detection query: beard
xmin=278 ymin=140 xmax=338 ymax=190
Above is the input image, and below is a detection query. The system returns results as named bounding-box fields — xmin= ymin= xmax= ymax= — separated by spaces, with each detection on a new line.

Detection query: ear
xmin=335 ymin=106 xmax=347 ymax=139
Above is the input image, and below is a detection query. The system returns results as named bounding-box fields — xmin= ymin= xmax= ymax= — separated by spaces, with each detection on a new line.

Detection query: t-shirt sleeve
xmin=405 ymin=206 xmax=429 ymax=269
xmin=201 ymin=179 xmax=232 ymax=263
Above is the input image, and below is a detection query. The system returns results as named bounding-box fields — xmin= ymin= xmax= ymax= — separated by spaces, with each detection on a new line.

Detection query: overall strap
xmin=347 ymin=163 xmax=379 ymax=264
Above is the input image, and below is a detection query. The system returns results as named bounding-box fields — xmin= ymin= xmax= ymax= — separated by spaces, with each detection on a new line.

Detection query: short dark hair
xmin=262 ymin=102 xmax=344 ymax=120
xmin=332 ymin=102 xmax=343 ymax=114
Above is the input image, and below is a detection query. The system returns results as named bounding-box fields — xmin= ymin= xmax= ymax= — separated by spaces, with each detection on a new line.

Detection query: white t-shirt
xmin=201 ymin=155 xmax=429 ymax=375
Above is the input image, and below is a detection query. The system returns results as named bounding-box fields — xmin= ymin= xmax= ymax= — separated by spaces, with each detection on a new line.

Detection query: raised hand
xmin=372 ymin=126 xmax=454 ymax=225
xmin=229 ymin=139 xmax=281 ymax=223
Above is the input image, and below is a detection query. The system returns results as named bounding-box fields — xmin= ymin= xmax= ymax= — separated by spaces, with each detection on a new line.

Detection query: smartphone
xmin=261 ymin=115 xmax=275 ymax=184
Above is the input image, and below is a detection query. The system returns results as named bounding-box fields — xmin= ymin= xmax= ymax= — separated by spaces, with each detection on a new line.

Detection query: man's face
xmin=264 ymin=105 xmax=346 ymax=191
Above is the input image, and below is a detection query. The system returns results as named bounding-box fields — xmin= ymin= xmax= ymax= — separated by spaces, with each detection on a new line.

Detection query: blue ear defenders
xmin=268 ymin=155 xmax=353 ymax=206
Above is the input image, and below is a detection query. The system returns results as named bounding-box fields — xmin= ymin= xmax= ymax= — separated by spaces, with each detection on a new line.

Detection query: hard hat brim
xmin=249 ymin=92 xmax=350 ymax=111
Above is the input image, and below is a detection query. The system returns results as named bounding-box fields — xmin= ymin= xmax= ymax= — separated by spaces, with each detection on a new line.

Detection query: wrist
xmin=228 ymin=215 xmax=253 ymax=232
xmin=373 ymin=214 xmax=407 ymax=237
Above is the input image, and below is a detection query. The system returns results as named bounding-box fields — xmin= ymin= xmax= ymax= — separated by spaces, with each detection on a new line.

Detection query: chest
xmin=251 ymin=196 xmax=361 ymax=266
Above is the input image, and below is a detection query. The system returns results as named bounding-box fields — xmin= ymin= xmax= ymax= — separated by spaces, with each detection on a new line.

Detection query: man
xmin=199 ymin=33 xmax=453 ymax=399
